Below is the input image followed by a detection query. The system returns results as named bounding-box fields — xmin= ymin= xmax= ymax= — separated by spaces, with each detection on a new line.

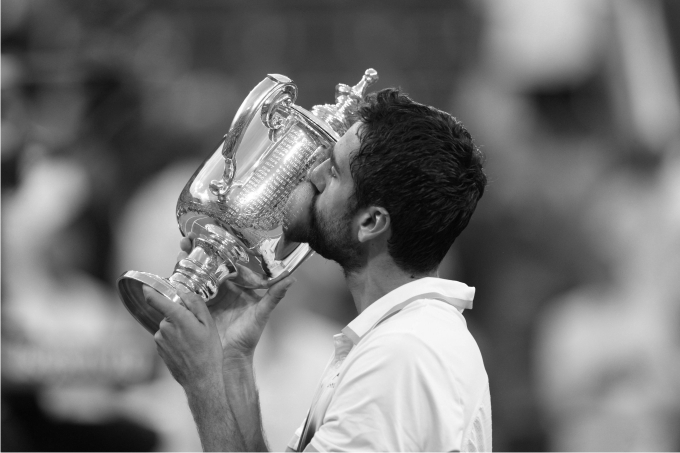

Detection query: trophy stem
xmin=117 ymin=225 xmax=243 ymax=333
xmin=168 ymin=229 xmax=240 ymax=300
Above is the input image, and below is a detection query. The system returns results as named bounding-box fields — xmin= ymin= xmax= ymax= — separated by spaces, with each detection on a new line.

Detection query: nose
xmin=307 ymin=146 xmax=330 ymax=192
xmin=309 ymin=157 xmax=329 ymax=192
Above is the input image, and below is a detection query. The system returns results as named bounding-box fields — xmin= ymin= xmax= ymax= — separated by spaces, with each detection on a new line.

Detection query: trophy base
xmin=117 ymin=271 xmax=184 ymax=334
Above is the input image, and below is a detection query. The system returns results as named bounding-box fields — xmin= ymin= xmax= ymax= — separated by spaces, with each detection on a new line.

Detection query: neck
xmin=343 ymin=255 xmax=438 ymax=314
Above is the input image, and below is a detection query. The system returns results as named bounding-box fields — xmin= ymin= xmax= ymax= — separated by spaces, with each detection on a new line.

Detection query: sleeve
xmin=307 ymin=331 xmax=465 ymax=452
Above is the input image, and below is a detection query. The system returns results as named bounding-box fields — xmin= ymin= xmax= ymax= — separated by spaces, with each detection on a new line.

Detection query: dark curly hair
xmin=351 ymin=88 xmax=487 ymax=275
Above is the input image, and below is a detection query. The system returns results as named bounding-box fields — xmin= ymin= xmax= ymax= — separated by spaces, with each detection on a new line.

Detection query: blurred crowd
xmin=2 ymin=0 xmax=679 ymax=451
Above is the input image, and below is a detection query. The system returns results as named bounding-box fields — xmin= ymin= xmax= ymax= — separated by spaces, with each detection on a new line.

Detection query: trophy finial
xmin=312 ymin=68 xmax=379 ymax=136
xmin=351 ymin=68 xmax=378 ymax=99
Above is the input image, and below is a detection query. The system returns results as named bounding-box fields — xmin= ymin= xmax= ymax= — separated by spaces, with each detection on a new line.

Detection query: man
xmin=143 ymin=88 xmax=491 ymax=451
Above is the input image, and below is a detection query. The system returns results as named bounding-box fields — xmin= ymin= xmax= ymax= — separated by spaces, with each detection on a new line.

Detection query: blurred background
xmin=2 ymin=0 xmax=680 ymax=451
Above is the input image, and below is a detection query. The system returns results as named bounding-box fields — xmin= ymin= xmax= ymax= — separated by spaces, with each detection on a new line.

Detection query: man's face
xmin=283 ymin=122 xmax=364 ymax=271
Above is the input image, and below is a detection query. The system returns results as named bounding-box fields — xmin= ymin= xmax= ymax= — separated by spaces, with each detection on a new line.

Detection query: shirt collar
xmin=341 ymin=277 xmax=475 ymax=345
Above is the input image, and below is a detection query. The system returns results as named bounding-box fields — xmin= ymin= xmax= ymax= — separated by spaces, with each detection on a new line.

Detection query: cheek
xmin=312 ymin=189 xmax=335 ymax=215
xmin=322 ymin=186 xmax=350 ymax=211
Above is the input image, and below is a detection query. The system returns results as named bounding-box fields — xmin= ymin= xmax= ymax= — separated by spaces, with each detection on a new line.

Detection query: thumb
xmin=175 ymin=286 xmax=212 ymax=326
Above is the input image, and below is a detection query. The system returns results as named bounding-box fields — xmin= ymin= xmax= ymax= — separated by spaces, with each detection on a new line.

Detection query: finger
xmin=143 ymin=285 xmax=186 ymax=319
xmin=153 ymin=324 xmax=170 ymax=359
xmin=264 ymin=270 xmax=292 ymax=288
xmin=179 ymin=236 xmax=193 ymax=254
xmin=313 ymin=144 xmax=331 ymax=162
xmin=176 ymin=286 xmax=212 ymax=326
xmin=154 ymin=319 xmax=171 ymax=342
xmin=259 ymin=274 xmax=296 ymax=312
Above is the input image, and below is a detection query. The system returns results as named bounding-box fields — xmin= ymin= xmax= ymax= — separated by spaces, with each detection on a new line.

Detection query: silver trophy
xmin=117 ymin=69 xmax=378 ymax=333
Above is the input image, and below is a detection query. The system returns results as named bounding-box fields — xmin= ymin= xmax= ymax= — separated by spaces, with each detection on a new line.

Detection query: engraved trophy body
xmin=117 ymin=70 xmax=378 ymax=333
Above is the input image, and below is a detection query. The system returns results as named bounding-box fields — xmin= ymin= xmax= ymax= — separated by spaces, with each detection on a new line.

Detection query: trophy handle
xmin=208 ymin=135 xmax=237 ymax=200
xmin=260 ymin=84 xmax=297 ymax=130
xmin=209 ymin=76 xmax=298 ymax=201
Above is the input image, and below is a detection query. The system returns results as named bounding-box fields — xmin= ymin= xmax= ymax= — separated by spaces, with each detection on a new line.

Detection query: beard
xmin=283 ymin=182 xmax=363 ymax=273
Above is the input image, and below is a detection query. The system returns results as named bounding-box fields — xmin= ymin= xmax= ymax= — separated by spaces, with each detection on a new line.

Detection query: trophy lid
xmin=311 ymin=69 xmax=379 ymax=136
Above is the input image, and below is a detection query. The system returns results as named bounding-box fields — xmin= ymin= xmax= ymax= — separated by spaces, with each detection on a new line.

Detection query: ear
xmin=357 ymin=206 xmax=390 ymax=243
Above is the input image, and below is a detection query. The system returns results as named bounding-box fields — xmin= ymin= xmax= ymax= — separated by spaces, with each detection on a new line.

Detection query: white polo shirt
xmin=287 ymin=277 xmax=492 ymax=452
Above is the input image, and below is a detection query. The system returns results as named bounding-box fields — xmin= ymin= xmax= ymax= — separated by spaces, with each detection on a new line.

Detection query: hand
xmin=178 ymin=234 xmax=296 ymax=361
xmin=143 ymin=284 xmax=223 ymax=388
